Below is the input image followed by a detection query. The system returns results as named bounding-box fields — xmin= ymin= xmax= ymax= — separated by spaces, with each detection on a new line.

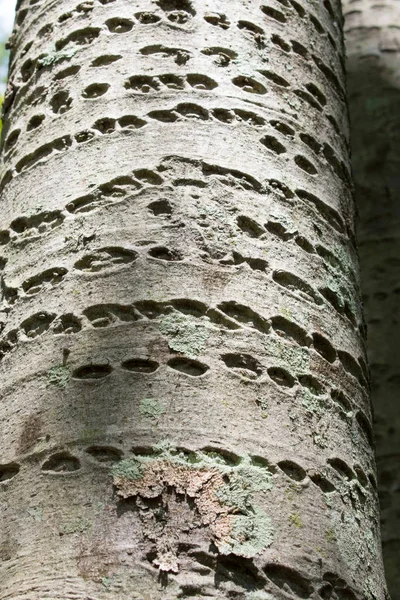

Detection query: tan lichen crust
xmin=0 ymin=0 xmax=387 ymax=598
xmin=343 ymin=1 xmax=400 ymax=597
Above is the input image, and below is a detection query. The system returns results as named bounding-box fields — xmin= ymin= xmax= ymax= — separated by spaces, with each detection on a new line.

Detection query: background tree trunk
xmin=344 ymin=1 xmax=400 ymax=597
xmin=0 ymin=0 xmax=388 ymax=598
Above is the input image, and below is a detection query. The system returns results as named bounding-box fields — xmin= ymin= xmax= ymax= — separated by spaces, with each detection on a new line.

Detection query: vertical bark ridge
xmin=0 ymin=0 xmax=387 ymax=598
xmin=344 ymin=0 xmax=400 ymax=597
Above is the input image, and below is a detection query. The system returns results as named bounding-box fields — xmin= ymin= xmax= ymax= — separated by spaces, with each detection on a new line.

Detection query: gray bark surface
xmin=0 ymin=0 xmax=388 ymax=598
xmin=343 ymin=1 xmax=400 ymax=597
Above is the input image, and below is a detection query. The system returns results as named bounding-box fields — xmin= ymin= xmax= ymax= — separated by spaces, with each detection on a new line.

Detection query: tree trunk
xmin=344 ymin=1 xmax=400 ymax=597
xmin=0 ymin=0 xmax=388 ymax=598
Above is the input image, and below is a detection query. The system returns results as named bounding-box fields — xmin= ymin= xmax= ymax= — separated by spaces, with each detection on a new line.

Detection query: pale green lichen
xmin=218 ymin=506 xmax=274 ymax=558
xmin=159 ymin=312 xmax=209 ymax=358
xmin=101 ymin=577 xmax=112 ymax=589
xmin=47 ymin=365 xmax=69 ymax=388
xmin=111 ymin=443 xmax=274 ymax=559
xmin=216 ymin=461 xmax=273 ymax=512
xmin=27 ymin=507 xmax=43 ymax=522
xmin=139 ymin=398 xmax=165 ymax=420
xmin=59 ymin=517 xmax=91 ymax=535
xmin=289 ymin=512 xmax=304 ymax=528
xmin=301 ymin=389 xmax=327 ymax=416
xmin=38 ymin=46 xmax=78 ymax=67
xmin=111 ymin=458 xmax=143 ymax=480
xmin=329 ymin=503 xmax=377 ymax=576
xmin=363 ymin=577 xmax=379 ymax=600
xmin=263 ymin=336 xmax=310 ymax=373
xmin=325 ymin=527 xmax=337 ymax=542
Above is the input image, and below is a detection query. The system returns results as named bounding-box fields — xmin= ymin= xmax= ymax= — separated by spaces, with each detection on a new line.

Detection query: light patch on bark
xmin=112 ymin=446 xmax=274 ymax=571
xmin=159 ymin=311 xmax=210 ymax=358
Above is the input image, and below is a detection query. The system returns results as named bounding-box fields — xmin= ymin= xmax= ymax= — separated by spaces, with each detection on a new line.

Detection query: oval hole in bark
xmin=105 ymin=18 xmax=134 ymax=33
xmin=201 ymin=446 xmax=241 ymax=466
xmin=148 ymin=199 xmax=173 ymax=215
xmin=327 ymin=457 xmax=355 ymax=481
xmin=0 ymin=462 xmax=20 ymax=482
xmin=268 ymin=367 xmax=295 ymax=388
xmin=82 ymin=83 xmax=110 ymax=98
xmin=263 ymin=564 xmax=312 ymax=598
xmin=168 ymin=357 xmax=209 ymax=376
xmin=121 ymin=358 xmax=159 ymax=373
xmin=298 ymin=374 xmax=324 ymax=395
xmin=261 ymin=6 xmax=287 ymax=23
xmin=312 ymin=333 xmax=336 ymax=363
xmin=86 ymin=446 xmax=122 ymax=463
xmin=294 ymin=155 xmax=318 ymax=175
xmin=149 ymin=246 xmax=183 ymax=261
xmin=42 ymin=452 xmax=80 ymax=473
xmin=73 ymin=363 xmax=113 ymax=379
xmin=309 ymin=472 xmax=335 ymax=493
xmin=278 ymin=460 xmax=307 ymax=481
xmin=221 ymin=353 xmax=263 ymax=379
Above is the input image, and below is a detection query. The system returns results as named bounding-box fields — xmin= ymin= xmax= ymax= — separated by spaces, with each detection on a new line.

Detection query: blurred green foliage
xmin=0 ymin=39 xmax=9 ymax=136
xmin=0 ymin=95 xmax=3 ymax=136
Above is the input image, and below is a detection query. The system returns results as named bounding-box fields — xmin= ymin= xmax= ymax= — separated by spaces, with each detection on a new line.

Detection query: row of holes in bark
xmin=0 ymin=204 xmax=356 ymax=325
xmin=6 ymin=51 xmax=349 ymax=170
xmin=12 ymin=22 xmax=344 ymax=125
xmin=0 ymin=304 xmax=367 ymax=403
xmin=65 ymin=355 xmax=332 ymax=387
xmin=0 ymin=235 xmax=358 ymax=334
xmin=1 ymin=151 xmax=348 ymax=248
xmin=16 ymin=0 xmax=335 ymax=33
xmin=0 ymin=439 xmax=373 ymax=493
xmin=4 ymin=98 xmax=349 ymax=190
xmin=17 ymin=55 xmax=342 ymax=113
xmin=0 ymin=185 xmax=351 ymax=285
xmin=15 ymin=0 xmax=339 ymax=57
xmin=13 ymin=16 xmax=343 ymax=106
xmin=237 ymin=211 xmax=355 ymax=281
xmin=0 ymin=242 xmax=359 ymax=338
xmin=175 ymin=555 xmax=360 ymax=600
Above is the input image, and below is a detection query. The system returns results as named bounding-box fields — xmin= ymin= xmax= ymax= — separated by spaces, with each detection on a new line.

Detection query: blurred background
xmin=0 ymin=0 xmax=17 ymax=94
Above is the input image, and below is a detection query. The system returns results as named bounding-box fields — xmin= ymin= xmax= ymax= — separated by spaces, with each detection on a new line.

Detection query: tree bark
xmin=0 ymin=0 xmax=388 ymax=598
xmin=344 ymin=0 xmax=400 ymax=597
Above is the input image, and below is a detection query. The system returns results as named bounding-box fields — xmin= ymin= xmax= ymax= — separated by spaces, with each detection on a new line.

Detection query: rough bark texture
xmin=343 ymin=1 xmax=400 ymax=597
xmin=0 ymin=0 xmax=388 ymax=598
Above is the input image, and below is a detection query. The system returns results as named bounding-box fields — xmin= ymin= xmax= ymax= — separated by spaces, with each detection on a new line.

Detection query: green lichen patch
xmin=285 ymin=483 xmax=303 ymax=501
xmin=216 ymin=460 xmax=273 ymax=513
xmin=111 ymin=458 xmax=143 ymax=481
xmin=47 ymin=365 xmax=70 ymax=388
xmin=159 ymin=312 xmax=209 ymax=358
xmin=218 ymin=506 xmax=274 ymax=558
xmin=111 ymin=445 xmax=274 ymax=568
xmin=38 ymin=46 xmax=78 ymax=67
xmin=139 ymin=398 xmax=165 ymax=420
xmin=325 ymin=527 xmax=336 ymax=542
xmin=301 ymin=389 xmax=327 ymax=416
xmin=59 ymin=516 xmax=91 ymax=535
xmin=26 ymin=507 xmax=43 ymax=522
xmin=289 ymin=512 xmax=304 ymax=528
xmin=263 ymin=336 xmax=310 ymax=374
